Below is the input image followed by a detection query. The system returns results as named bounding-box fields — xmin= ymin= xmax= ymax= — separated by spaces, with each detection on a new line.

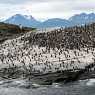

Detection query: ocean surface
xmin=0 ymin=78 xmax=95 ymax=95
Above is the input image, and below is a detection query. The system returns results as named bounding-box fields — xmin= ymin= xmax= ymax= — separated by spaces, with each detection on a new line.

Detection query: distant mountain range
xmin=3 ymin=13 xmax=95 ymax=28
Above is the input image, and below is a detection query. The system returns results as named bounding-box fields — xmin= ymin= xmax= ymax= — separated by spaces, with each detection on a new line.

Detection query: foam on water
xmin=86 ymin=79 xmax=95 ymax=86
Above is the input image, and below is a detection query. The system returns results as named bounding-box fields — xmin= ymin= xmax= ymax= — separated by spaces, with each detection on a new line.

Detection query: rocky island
xmin=0 ymin=22 xmax=95 ymax=85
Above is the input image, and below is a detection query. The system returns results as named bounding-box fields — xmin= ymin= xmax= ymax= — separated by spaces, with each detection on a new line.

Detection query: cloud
xmin=0 ymin=0 xmax=82 ymax=4
xmin=0 ymin=0 xmax=49 ymax=4
xmin=0 ymin=0 xmax=95 ymax=20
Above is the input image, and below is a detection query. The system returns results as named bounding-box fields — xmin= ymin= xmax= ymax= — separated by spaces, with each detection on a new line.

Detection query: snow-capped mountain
xmin=4 ymin=13 xmax=95 ymax=28
xmin=69 ymin=13 xmax=95 ymax=26
xmin=5 ymin=14 xmax=41 ymax=27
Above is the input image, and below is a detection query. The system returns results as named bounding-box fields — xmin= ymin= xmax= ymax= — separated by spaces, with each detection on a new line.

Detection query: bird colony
xmin=0 ymin=26 xmax=95 ymax=74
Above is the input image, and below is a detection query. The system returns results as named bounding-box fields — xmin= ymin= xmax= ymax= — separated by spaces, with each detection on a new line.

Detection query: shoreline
xmin=0 ymin=64 xmax=95 ymax=85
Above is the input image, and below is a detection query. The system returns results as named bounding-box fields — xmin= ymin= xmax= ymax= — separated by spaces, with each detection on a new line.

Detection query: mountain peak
xmin=23 ymin=15 xmax=34 ymax=20
xmin=5 ymin=14 xmax=41 ymax=27
xmin=80 ymin=13 xmax=87 ymax=16
xmin=15 ymin=14 xmax=22 ymax=16
xmin=13 ymin=14 xmax=23 ymax=18
xmin=10 ymin=14 xmax=35 ymax=20
xmin=4 ymin=13 xmax=95 ymax=28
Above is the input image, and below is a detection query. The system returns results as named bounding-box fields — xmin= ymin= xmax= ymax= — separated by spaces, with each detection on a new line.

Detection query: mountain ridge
xmin=3 ymin=13 xmax=95 ymax=28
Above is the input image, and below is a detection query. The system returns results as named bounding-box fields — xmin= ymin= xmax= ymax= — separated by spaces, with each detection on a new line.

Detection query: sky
xmin=0 ymin=0 xmax=95 ymax=21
